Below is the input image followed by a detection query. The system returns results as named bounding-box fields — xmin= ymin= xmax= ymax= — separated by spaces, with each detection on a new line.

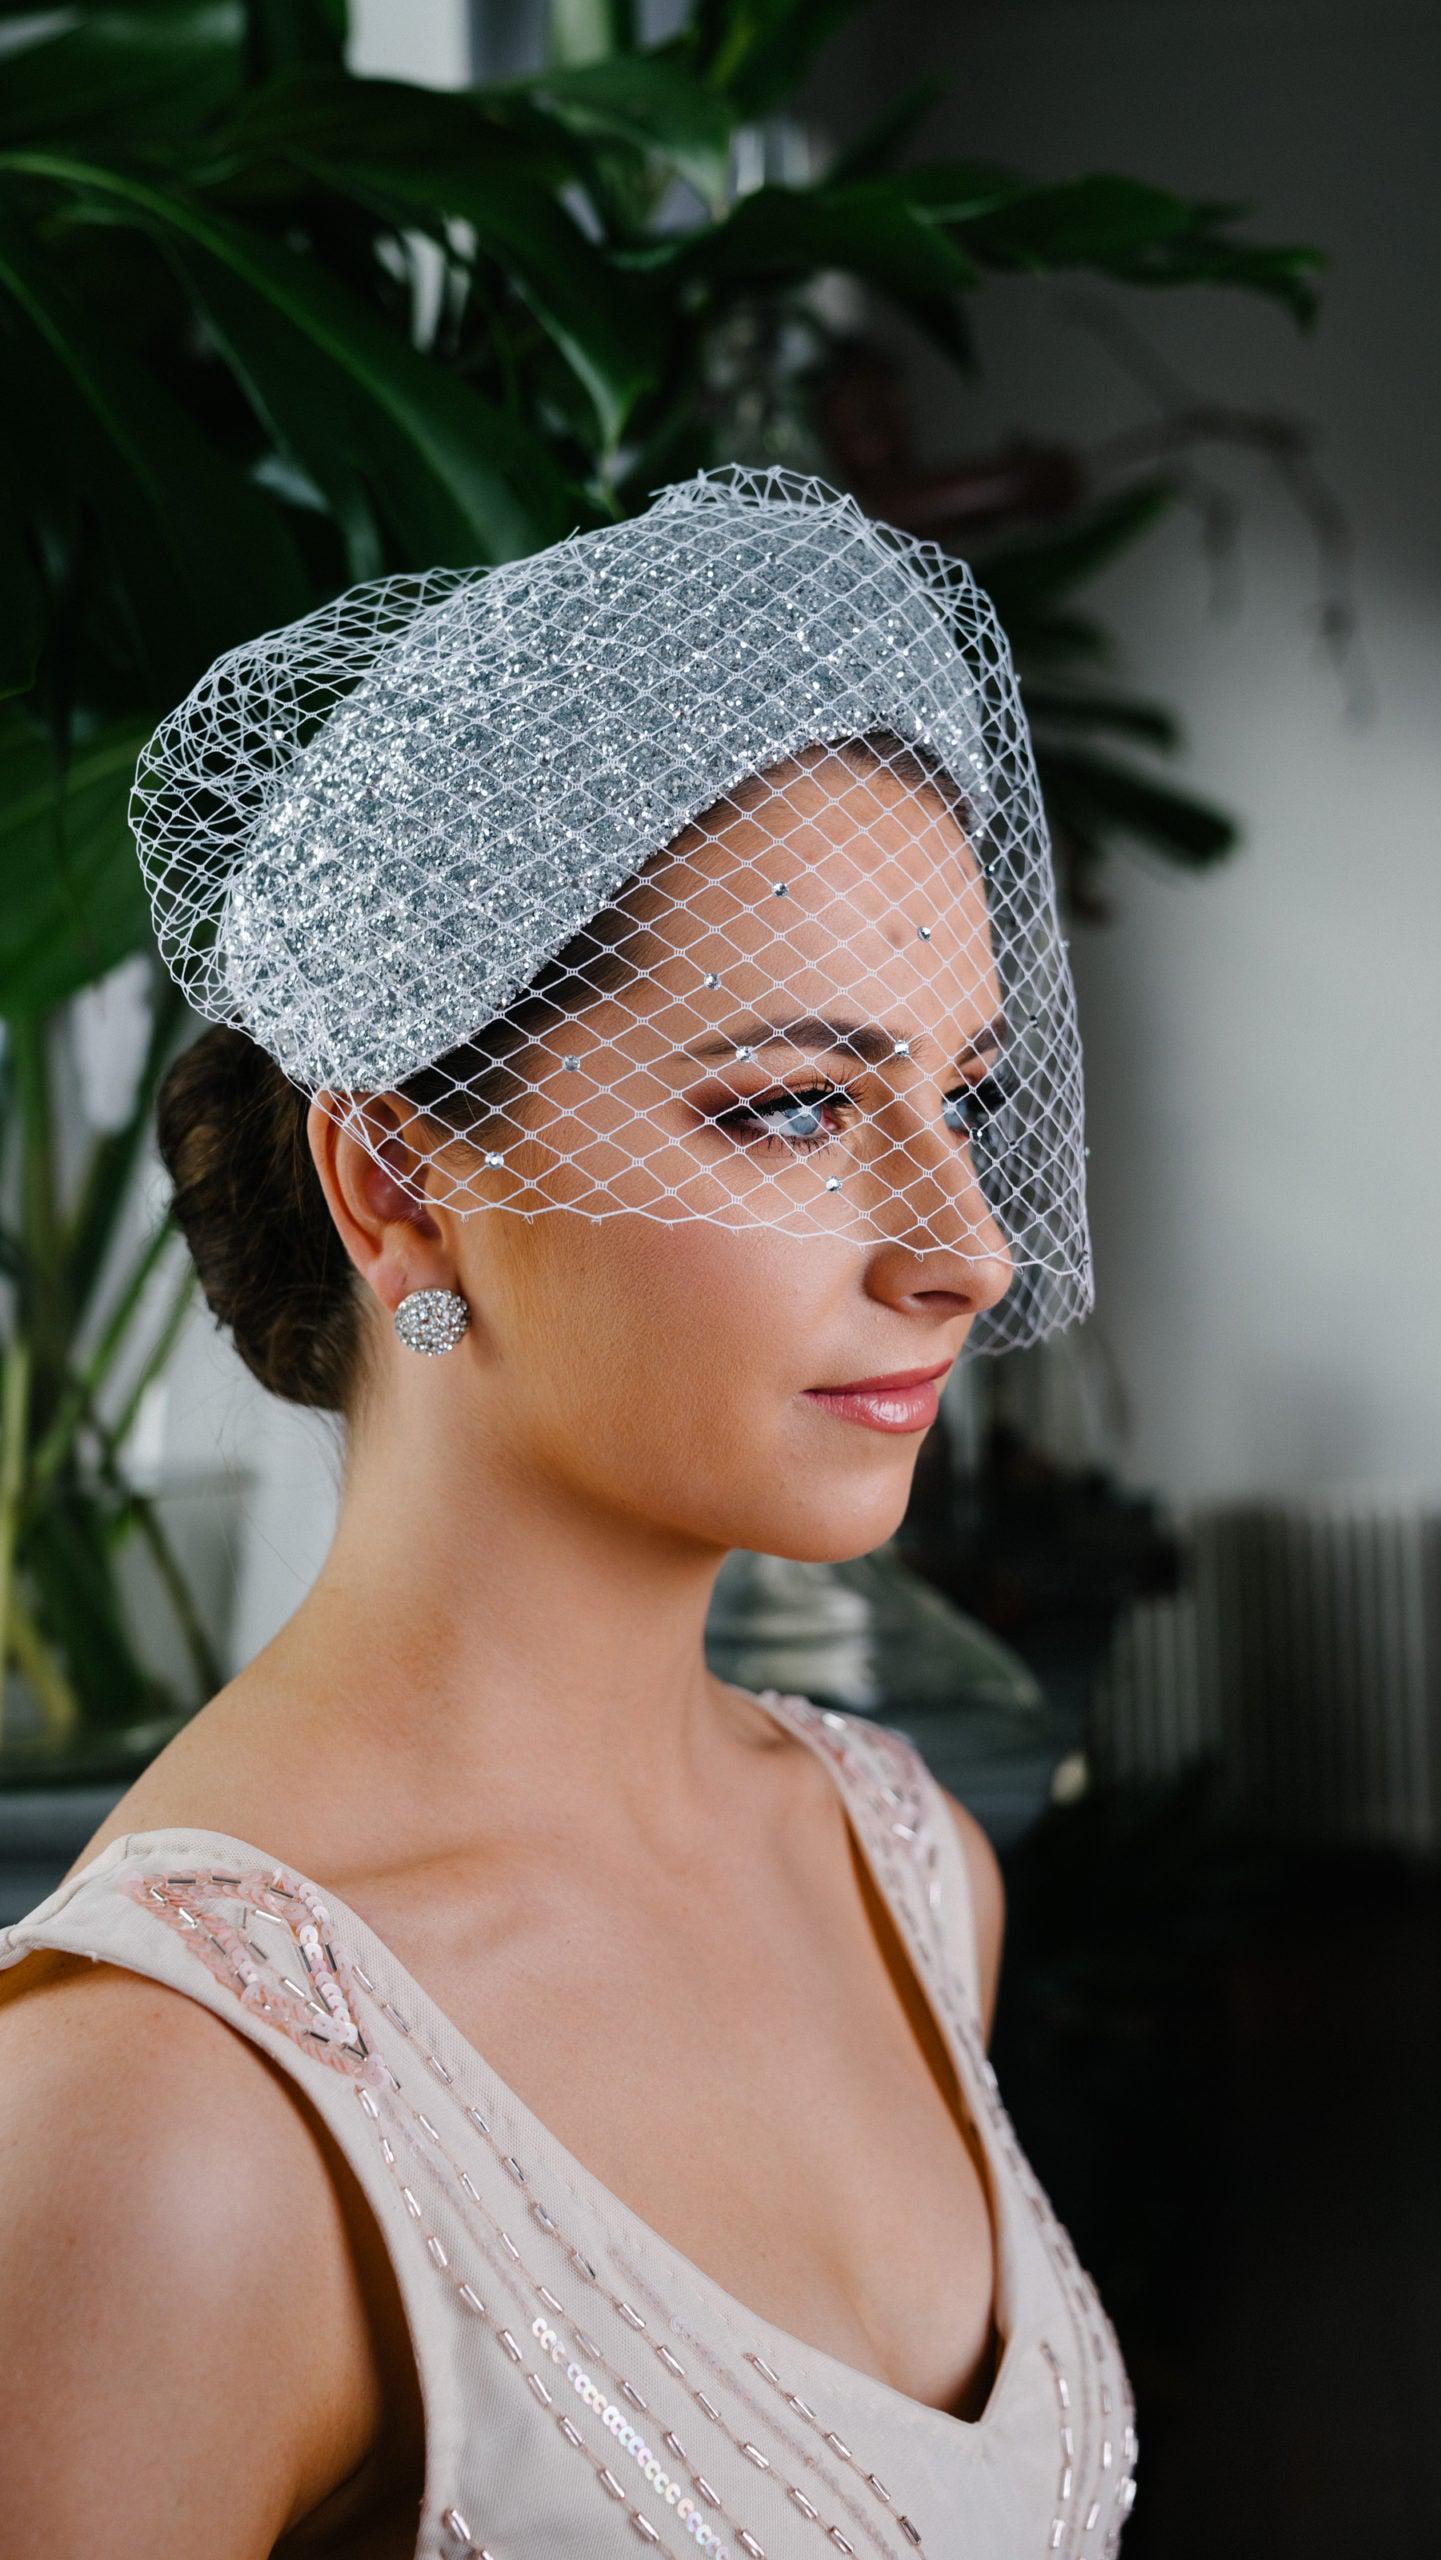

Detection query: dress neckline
xmin=98 ymin=1684 xmax=1015 ymax=2447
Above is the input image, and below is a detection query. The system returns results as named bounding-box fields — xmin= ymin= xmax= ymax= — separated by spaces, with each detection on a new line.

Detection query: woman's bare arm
xmin=0 ymin=1952 xmax=393 ymax=2559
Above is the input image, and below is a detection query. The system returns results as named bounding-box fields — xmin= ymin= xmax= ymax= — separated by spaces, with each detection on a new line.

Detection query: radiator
xmin=1090 ymin=1500 xmax=1441 ymax=1856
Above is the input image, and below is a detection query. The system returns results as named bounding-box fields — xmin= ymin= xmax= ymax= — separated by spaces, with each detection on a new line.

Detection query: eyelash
xmin=712 ymin=1073 xmax=1014 ymax=1154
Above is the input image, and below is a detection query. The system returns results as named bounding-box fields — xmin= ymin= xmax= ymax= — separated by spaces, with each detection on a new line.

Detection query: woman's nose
xmin=861 ymin=1109 xmax=1015 ymax=1316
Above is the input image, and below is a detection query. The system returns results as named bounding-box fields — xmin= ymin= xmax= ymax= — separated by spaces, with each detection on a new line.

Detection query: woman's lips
xmin=801 ymin=1360 xmax=952 ymax=1435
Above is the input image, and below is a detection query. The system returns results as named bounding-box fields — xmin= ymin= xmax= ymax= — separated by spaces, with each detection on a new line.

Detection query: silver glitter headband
xmin=131 ymin=463 xmax=1091 ymax=1353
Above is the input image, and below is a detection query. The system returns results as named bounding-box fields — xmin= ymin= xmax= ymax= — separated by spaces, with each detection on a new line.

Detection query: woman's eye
xmin=942 ymin=1072 xmax=1013 ymax=1152
xmin=718 ymin=1084 xmax=850 ymax=1149
xmin=712 ymin=1071 xmax=1018 ymax=1156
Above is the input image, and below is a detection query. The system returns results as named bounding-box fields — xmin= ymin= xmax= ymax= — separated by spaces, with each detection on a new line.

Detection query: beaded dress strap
xmin=756 ymin=1694 xmax=986 ymax=2034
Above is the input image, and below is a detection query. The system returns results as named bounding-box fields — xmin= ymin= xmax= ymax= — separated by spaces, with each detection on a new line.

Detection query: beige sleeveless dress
xmin=0 ymin=1686 xmax=1137 ymax=2560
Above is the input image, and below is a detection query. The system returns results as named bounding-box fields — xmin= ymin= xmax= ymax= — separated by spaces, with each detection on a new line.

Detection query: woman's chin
xmin=734 ymin=1484 xmax=914 ymax=1568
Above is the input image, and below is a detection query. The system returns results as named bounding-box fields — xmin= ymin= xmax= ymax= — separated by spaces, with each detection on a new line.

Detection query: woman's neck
xmin=231 ymin=1411 xmax=773 ymax=1874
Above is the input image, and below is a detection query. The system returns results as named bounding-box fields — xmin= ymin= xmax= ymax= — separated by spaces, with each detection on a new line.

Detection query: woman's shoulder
xmin=0 ymin=1906 xmax=396 ymax=2554
xmin=50 ymin=1668 xmax=355 ymax=1889
xmin=0 ymin=1913 xmax=359 ymax=2238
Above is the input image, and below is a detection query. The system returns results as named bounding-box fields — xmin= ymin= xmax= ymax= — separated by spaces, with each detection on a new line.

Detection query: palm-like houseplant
xmin=0 ymin=0 xmax=1324 ymax=1769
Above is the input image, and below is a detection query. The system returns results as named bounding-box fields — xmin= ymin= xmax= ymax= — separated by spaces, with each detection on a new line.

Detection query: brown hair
xmin=155 ymin=730 xmax=971 ymax=1412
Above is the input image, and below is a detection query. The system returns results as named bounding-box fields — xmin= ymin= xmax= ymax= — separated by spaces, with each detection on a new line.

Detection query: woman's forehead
xmin=667 ymin=745 xmax=982 ymax=872
xmin=601 ymin=750 xmax=999 ymax=1043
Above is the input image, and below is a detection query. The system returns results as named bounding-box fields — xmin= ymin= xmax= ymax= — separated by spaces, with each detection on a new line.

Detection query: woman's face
xmin=358 ymin=750 xmax=1014 ymax=1563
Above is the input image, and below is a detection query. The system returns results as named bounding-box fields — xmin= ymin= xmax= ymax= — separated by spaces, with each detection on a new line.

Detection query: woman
xmin=0 ymin=467 xmax=1134 ymax=2558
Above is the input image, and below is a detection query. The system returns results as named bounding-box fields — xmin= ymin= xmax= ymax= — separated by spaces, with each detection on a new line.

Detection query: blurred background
xmin=1 ymin=3 xmax=1437 ymax=2551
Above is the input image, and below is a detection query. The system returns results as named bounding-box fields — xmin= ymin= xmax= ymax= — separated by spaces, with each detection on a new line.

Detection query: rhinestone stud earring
xmin=394 ymin=1286 xmax=470 ymax=1356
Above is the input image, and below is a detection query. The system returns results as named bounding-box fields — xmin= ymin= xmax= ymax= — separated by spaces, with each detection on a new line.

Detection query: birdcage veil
xmin=130 ymin=463 xmax=1091 ymax=1355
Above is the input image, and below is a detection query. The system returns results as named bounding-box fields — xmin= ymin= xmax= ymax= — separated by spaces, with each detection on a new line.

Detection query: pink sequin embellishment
xmin=118 ymin=1861 xmax=387 ymax=2089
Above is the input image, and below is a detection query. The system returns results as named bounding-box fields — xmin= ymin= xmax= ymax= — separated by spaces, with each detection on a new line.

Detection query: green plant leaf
xmin=1026 ymin=687 xmax=1182 ymax=751
xmin=902 ymin=166 xmax=1325 ymax=324
xmin=924 ymin=167 xmax=1200 ymax=254
xmin=0 ymin=711 xmax=152 ymax=1017
xmin=678 ymin=175 xmax=979 ymax=286
xmin=241 ymin=0 xmax=345 ymax=82
xmin=66 ymin=972 xmax=188 ymax=1332
xmin=27 ymin=1211 xmax=175 ymax=1499
xmin=668 ymin=177 xmax=979 ymax=366
xmin=1130 ymin=228 xmax=1326 ymax=326
xmin=22 ymin=1484 xmax=152 ymax=1730
xmin=0 ymin=193 xmax=311 ymax=690
xmin=0 ymin=473 xmax=43 ymax=700
xmin=1041 ymin=744 xmax=1239 ymax=865
xmin=223 ymin=74 xmax=665 ymax=443
xmin=172 ymin=228 xmax=583 ymax=564
xmin=6 ymin=1010 xmax=64 ymax=1356
xmin=1008 ymin=610 xmax=1113 ymax=667
xmin=343 ymin=166 xmax=662 ymax=445
xmin=0 ymin=5 xmax=245 ymax=149
xmin=690 ymin=0 xmax=872 ymax=117
xmin=1 ymin=152 xmax=582 ymax=567
xmin=109 ymin=1259 xmax=198 ymax=1453
xmin=211 ymin=65 xmax=577 ymax=195
xmin=547 ymin=0 xmax=638 ymax=66
xmin=513 ymin=45 xmax=734 ymax=203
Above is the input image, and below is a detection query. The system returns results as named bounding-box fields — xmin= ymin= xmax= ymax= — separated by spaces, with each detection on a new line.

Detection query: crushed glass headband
xmin=130 ymin=463 xmax=1091 ymax=1354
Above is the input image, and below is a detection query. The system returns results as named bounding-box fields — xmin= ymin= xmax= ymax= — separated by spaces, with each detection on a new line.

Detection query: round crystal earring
xmin=393 ymin=1286 xmax=470 ymax=1356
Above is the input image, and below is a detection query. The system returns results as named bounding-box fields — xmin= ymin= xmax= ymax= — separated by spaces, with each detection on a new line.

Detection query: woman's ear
xmin=306 ymin=1093 xmax=446 ymax=1310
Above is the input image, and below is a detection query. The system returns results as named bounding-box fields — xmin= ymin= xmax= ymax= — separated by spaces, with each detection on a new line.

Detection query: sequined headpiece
xmin=131 ymin=464 xmax=1090 ymax=1353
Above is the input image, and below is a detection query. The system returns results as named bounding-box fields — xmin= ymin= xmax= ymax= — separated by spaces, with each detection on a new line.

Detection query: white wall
xmin=348 ymin=0 xmax=473 ymax=86
xmin=815 ymin=0 xmax=1441 ymax=1504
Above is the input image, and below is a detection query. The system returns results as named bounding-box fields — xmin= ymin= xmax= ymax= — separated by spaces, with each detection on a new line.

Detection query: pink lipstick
xmin=801 ymin=1359 xmax=953 ymax=1435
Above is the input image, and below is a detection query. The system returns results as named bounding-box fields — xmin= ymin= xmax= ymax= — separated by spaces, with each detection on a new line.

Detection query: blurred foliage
xmin=0 ymin=0 xmax=1323 ymax=1757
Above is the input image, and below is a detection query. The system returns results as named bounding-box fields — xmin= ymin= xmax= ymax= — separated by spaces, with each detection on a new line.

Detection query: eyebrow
xmin=683 ymin=1010 xmax=1009 ymax=1070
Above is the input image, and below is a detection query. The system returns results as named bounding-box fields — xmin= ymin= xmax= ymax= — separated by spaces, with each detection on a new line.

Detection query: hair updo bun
xmin=155 ymin=1024 xmax=362 ymax=1411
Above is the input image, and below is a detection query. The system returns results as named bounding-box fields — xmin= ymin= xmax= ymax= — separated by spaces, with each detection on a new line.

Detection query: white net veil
xmin=130 ymin=464 xmax=1091 ymax=1356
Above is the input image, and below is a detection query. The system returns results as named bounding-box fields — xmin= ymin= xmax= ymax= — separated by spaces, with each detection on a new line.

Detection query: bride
xmin=0 ymin=466 xmax=1132 ymax=2559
